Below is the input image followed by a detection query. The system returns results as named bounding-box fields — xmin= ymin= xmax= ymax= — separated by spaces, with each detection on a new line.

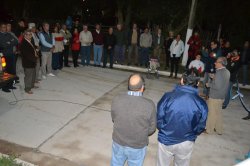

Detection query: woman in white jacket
xmin=169 ymin=34 xmax=184 ymax=78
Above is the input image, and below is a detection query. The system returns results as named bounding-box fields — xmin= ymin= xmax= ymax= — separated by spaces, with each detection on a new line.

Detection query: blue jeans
xmin=80 ymin=46 xmax=91 ymax=65
xmin=111 ymin=142 xmax=147 ymax=166
xmin=223 ymin=81 xmax=234 ymax=108
xmin=52 ymin=52 xmax=61 ymax=70
xmin=94 ymin=45 xmax=103 ymax=65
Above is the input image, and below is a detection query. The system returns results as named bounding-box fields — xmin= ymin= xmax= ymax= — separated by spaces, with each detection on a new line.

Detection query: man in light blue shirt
xmin=39 ymin=22 xmax=55 ymax=79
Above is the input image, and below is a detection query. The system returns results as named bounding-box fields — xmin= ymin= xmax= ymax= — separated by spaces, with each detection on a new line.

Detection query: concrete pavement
xmin=0 ymin=63 xmax=249 ymax=166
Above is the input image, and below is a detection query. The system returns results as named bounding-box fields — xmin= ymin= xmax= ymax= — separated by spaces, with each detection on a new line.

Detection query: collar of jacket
xmin=174 ymin=85 xmax=199 ymax=95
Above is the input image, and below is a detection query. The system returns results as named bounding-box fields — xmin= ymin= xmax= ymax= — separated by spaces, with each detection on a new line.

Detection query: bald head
xmin=128 ymin=74 xmax=145 ymax=91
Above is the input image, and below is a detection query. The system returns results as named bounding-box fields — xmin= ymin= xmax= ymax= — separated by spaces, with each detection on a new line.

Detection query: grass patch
xmin=0 ymin=155 xmax=23 ymax=166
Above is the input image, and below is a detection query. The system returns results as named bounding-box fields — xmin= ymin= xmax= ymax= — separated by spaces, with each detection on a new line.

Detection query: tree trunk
xmin=116 ymin=0 xmax=124 ymax=24
xmin=124 ymin=1 xmax=132 ymax=30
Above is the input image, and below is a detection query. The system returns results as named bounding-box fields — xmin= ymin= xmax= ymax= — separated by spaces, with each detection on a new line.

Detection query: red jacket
xmin=187 ymin=35 xmax=201 ymax=58
xmin=71 ymin=33 xmax=80 ymax=51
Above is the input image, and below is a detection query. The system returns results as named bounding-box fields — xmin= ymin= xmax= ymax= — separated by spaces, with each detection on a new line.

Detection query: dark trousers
xmin=165 ymin=49 xmax=170 ymax=68
xmin=170 ymin=55 xmax=180 ymax=76
xmin=24 ymin=68 xmax=36 ymax=92
xmin=63 ymin=45 xmax=70 ymax=66
xmin=72 ymin=50 xmax=79 ymax=67
xmin=52 ymin=52 xmax=61 ymax=70
xmin=103 ymin=48 xmax=114 ymax=68
xmin=114 ymin=45 xmax=125 ymax=64
xmin=140 ymin=47 xmax=150 ymax=67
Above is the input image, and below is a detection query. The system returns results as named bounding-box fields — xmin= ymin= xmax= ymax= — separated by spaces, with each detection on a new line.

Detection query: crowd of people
xmin=0 ymin=19 xmax=250 ymax=94
xmin=0 ymin=18 xmax=250 ymax=166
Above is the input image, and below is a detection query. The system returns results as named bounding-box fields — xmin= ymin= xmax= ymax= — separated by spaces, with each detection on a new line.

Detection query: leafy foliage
xmin=0 ymin=155 xmax=23 ymax=166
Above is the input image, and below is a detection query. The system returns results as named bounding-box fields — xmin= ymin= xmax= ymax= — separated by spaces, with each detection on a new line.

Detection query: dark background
xmin=0 ymin=0 xmax=250 ymax=47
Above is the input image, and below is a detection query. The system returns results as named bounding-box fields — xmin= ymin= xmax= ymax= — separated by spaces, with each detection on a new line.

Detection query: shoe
xmin=127 ymin=63 xmax=131 ymax=66
xmin=25 ymin=90 xmax=33 ymax=94
xmin=9 ymin=86 xmax=17 ymax=89
xmin=15 ymin=80 xmax=20 ymax=84
xmin=242 ymin=114 xmax=250 ymax=120
xmin=102 ymin=66 xmax=106 ymax=68
xmin=110 ymin=66 xmax=113 ymax=69
xmin=65 ymin=65 xmax=71 ymax=67
xmin=174 ymin=75 xmax=177 ymax=79
xmin=2 ymin=88 xmax=11 ymax=93
xmin=47 ymin=73 xmax=55 ymax=77
xmin=169 ymin=74 xmax=173 ymax=78
xmin=222 ymin=105 xmax=227 ymax=109
xmin=42 ymin=75 xmax=46 ymax=79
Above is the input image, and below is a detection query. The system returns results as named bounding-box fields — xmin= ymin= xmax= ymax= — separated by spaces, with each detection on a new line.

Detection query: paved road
xmin=0 ymin=65 xmax=249 ymax=166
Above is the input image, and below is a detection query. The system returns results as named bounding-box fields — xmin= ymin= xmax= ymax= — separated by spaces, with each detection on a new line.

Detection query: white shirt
xmin=79 ymin=31 xmax=93 ymax=46
xmin=170 ymin=39 xmax=184 ymax=58
xmin=188 ymin=59 xmax=205 ymax=73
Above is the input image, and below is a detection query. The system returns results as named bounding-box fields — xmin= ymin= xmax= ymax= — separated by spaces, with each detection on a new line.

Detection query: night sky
xmin=1 ymin=0 xmax=250 ymax=45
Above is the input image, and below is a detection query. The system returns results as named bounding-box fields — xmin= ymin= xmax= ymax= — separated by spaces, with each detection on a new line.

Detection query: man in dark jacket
xmin=20 ymin=29 xmax=38 ymax=94
xmin=113 ymin=24 xmax=126 ymax=65
xmin=157 ymin=70 xmax=208 ymax=166
xmin=103 ymin=27 xmax=116 ymax=68
xmin=0 ymin=22 xmax=18 ymax=92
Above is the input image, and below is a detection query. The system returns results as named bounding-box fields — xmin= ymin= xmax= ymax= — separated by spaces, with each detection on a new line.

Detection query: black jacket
xmin=104 ymin=33 xmax=116 ymax=49
xmin=0 ymin=32 xmax=18 ymax=56
xmin=227 ymin=57 xmax=241 ymax=82
xmin=20 ymin=39 xmax=37 ymax=68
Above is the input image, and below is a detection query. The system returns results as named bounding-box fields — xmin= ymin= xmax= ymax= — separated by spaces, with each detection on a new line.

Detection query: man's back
xmin=111 ymin=93 xmax=156 ymax=149
xmin=157 ymin=85 xmax=208 ymax=146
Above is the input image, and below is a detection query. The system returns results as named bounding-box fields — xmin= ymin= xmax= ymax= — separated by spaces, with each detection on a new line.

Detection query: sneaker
xmin=47 ymin=73 xmax=55 ymax=77
xmin=42 ymin=75 xmax=47 ymax=79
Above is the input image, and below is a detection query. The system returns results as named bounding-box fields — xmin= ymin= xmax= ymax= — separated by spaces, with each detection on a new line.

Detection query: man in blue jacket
xmin=157 ymin=69 xmax=208 ymax=166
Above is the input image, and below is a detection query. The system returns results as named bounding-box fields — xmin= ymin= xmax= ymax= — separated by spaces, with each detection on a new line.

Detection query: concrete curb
xmin=71 ymin=58 xmax=250 ymax=90
xmin=0 ymin=153 xmax=37 ymax=166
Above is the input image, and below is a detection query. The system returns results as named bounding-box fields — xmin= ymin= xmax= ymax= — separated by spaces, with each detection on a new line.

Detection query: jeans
xmin=52 ymin=52 xmax=61 ymax=70
xmin=140 ymin=47 xmax=150 ymax=67
xmin=94 ymin=45 xmax=103 ymax=65
xmin=223 ymin=81 xmax=234 ymax=108
xmin=111 ymin=142 xmax=147 ymax=166
xmin=80 ymin=46 xmax=91 ymax=65
xmin=103 ymin=48 xmax=114 ymax=68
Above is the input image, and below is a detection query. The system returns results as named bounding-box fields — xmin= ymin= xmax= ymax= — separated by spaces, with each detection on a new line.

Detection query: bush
xmin=0 ymin=155 xmax=23 ymax=166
